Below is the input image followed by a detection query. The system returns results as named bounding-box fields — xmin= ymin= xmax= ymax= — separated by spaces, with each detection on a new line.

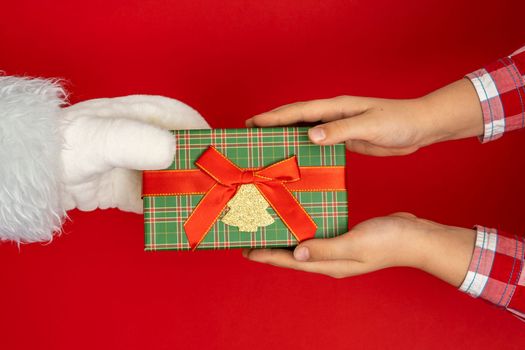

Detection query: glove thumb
xmin=62 ymin=116 xmax=175 ymax=183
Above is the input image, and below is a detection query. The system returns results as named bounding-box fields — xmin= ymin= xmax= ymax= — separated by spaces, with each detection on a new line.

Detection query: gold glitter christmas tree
xmin=221 ymin=184 xmax=275 ymax=231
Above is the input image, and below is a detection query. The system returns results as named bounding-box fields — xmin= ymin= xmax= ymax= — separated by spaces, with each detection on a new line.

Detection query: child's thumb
xmin=293 ymin=233 xmax=353 ymax=262
xmin=308 ymin=115 xmax=374 ymax=145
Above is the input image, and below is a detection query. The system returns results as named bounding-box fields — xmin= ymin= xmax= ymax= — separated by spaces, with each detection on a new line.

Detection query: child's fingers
xmin=345 ymin=139 xmax=419 ymax=156
xmin=307 ymin=114 xmax=376 ymax=145
xmin=246 ymin=96 xmax=368 ymax=127
xmin=243 ymin=248 xmax=367 ymax=278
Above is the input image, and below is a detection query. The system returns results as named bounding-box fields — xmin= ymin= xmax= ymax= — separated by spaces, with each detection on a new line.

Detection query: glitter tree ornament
xmin=221 ymin=184 xmax=275 ymax=231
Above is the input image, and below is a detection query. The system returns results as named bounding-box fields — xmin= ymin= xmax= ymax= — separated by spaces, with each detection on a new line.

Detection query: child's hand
xmin=245 ymin=79 xmax=480 ymax=283
xmin=246 ymin=79 xmax=483 ymax=156
xmin=243 ymin=213 xmax=476 ymax=287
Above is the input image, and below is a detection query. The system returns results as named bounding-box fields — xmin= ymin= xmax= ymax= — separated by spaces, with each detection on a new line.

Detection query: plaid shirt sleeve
xmin=459 ymin=226 xmax=525 ymax=320
xmin=466 ymin=46 xmax=525 ymax=142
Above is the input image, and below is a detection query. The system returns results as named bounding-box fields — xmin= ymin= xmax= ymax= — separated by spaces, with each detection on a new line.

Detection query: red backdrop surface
xmin=1 ymin=0 xmax=525 ymax=349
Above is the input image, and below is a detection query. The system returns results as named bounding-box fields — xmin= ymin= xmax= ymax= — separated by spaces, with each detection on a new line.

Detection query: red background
xmin=1 ymin=0 xmax=525 ymax=349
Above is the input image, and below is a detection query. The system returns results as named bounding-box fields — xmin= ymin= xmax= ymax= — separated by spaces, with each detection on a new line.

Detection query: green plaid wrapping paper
xmin=143 ymin=127 xmax=348 ymax=250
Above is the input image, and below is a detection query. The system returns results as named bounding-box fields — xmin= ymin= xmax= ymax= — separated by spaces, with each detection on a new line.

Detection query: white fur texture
xmin=0 ymin=76 xmax=66 ymax=243
xmin=60 ymin=95 xmax=210 ymax=214
xmin=0 ymin=82 xmax=209 ymax=244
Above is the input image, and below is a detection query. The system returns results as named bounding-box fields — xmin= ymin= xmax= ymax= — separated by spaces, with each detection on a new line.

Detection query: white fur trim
xmin=0 ymin=76 xmax=66 ymax=243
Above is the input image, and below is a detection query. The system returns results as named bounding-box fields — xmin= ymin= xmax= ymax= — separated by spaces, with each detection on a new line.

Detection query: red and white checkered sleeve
xmin=459 ymin=226 xmax=525 ymax=320
xmin=466 ymin=46 xmax=525 ymax=143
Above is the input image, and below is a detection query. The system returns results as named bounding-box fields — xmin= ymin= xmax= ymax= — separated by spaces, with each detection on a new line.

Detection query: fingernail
xmin=294 ymin=246 xmax=310 ymax=261
xmin=309 ymin=127 xmax=326 ymax=142
xmin=242 ymin=249 xmax=250 ymax=258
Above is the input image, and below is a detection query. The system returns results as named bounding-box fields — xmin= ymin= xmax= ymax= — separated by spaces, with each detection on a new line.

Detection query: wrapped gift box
xmin=142 ymin=127 xmax=348 ymax=250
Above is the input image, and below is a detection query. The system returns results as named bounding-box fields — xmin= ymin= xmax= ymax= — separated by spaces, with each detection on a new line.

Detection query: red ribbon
xmin=142 ymin=167 xmax=346 ymax=194
xmin=184 ymin=146 xmax=317 ymax=250
xmin=143 ymin=146 xmax=347 ymax=250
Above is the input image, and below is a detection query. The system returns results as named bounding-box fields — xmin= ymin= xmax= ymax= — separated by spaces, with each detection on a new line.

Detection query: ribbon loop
xmin=195 ymin=146 xmax=243 ymax=186
xmin=255 ymin=156 xmax=301 ymax=182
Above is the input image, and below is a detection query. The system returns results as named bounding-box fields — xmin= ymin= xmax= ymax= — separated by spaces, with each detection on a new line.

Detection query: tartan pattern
xmin=459 ymin=226 xmax=525 ymax=321
xmin=144 ymin=127 xmax=348 ymax=250
xmin=466 ymin=45 xmax=525 ymax=142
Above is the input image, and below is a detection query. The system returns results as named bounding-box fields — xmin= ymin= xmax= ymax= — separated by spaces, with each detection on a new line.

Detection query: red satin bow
xmin=184 ymin=146 xmax=317 ymax=250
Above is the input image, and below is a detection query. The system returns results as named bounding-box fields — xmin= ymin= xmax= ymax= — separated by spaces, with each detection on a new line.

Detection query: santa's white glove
xmin=60 ymin=95 xmax=209 ymax=213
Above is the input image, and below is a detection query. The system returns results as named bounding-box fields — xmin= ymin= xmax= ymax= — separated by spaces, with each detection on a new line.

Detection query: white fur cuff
xmin=0 ymin=76 xmax=66 ymax=243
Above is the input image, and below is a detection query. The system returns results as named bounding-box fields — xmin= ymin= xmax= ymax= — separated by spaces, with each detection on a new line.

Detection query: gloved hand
xmin=60 ymin=95 xmax=209 ymax=213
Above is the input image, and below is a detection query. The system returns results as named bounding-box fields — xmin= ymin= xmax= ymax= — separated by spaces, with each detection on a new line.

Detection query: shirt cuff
xmin=459 ymin=226 xmax=525 ymax=319
xmin=466 ymin=48 xmax=525 ymax=143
